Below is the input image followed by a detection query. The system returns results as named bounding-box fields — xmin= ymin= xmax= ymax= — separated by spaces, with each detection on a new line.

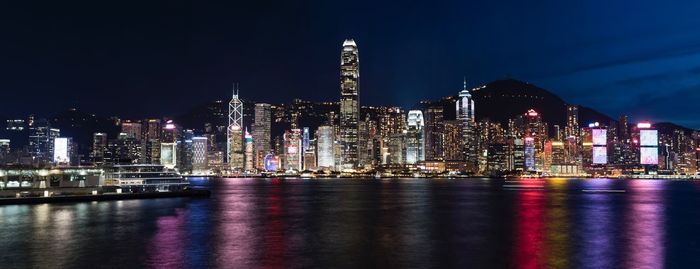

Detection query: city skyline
xmin=2 ymin=1 xmax=700 ymax=128
xmin=3 ymin=3 xmax=700 ymax=268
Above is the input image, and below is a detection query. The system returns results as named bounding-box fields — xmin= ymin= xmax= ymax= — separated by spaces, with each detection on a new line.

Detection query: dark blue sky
xmin=1 ymin=1 xmax=699 ymax=128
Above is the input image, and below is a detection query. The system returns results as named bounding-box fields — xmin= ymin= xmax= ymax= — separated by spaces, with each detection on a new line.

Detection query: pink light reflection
xmin=625 ymin=180 xmax=665 ymax=269
xmin=147 ymin=208 xmax=186 ymax=269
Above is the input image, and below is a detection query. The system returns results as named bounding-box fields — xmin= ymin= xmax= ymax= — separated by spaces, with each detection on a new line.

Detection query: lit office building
xmin=180 ymin=129 xmax=195 ymax=172
xmin=121 ymin=120 xmax=142 ymax=140
xmin=0 ymin=139 xmax=9 ymax=163
xmin=443 ymin=120 xmax=464 ymax=161
xmin=284 ymin=129 xmax=302 ymax=171
xmin=303 ymin=147 xmax=317 ymax=171
xmin=244 ymin=129 xmax=254 ymax=172
xmin=378 ymin=107 xmax=406 ymax=139
xmin=162 ymin=120 xmax=179 ymax=143
xmin=565 ymin=105 xmax=579 ymax=140
xmin=358 ymin=118 xmax=379 ymax=168
xmin=6 ymin=119 xmax=25 ymax=131
xmin=227 ymin=87 xmax=244 ymax=170
xmin=406 ymin=110 xmax=425 ymax=164
xmin=107 ymin=133 xmax=142 ymax=165
xmin=512 ymin=138 xmax=525 ymax=172
xmin=160 ymin=142 xmax=177 ymax=169
xmin=192 ymin=136 xmax=208 ymax=174
xmin=92 ymin=132 xmax=108 ymax=166
xmin=424 ymin=105 xmax=444 ymax=161
xmin=302 ymin=127 xmax=310 ymax=153
xmin=388 ymin=132 xmax=406 ymax=165
xmin=253 ymin=103 xmax=272 ymax=170
xmin=339 ymin=39 xmax=360 ymax=170
xmin=28 ymin=119 xmax=59 ymax=164
xmin=0 ymin=139 xmax=9 ymax=154
xmin=619 ymin=115 xmax=630 ymax=141
xmin=551 ymin=141 xmax=566 ymax=164
xmin=144 ymin=119 xmax=162 ymax=164
xmin=316 ymin=126 xmax=335 ymax=170
xmin=53 ymin=137 xmax=71 ymax=165
xmin=522 ymin=109 xmax=547 ymax=171
xmin=457 ymin=79 xmax=477 ymax=172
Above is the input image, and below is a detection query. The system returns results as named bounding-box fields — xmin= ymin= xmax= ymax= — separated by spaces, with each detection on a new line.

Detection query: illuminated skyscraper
xmin=121 ymin=120 xmax=142 ymax=140
xmin=457 ymin=78 xmax=477 ymax=172
xmin=253 ymin=103 xmax=272 ymax=170
xmin=284 ymin=129 xmax=302 ymax=171
xmin=566 ymin=105 xmax=579 ymax=139
xmin=160 ymin=142 xmax=177 ymax=169
xmin=619 ymin=115 xmax=630 ymax=140
xmin=144 ymin=119 xmax=162 ymax=164
xmin=161 ymin=120 xmax=179 ymax=143
xmin=316 ymin=126 xmax=336 ymax=170
xmin=0 ymin=139 xmax=9 ymax=162
xmin=523 ymin=109 xmax=546 ymax=171
xmin=339 ymin=39 xmax=360 ymax=170
xmin=244 ymin=129 xmax=254 ymax=172
xmin=91 ymin=132 xmax=108 ymax=166
xmin=424 ymin=105 xmax=444 ymax=161
xmin=443 ymin=120 xmax=464 ymax=161
xmin=406 ymin=110 xmax=425 ymax=164
xmin=192 ymin=136 xmax=208 ymax=174
xmin=228 ymin=86 xmax=244 ymax=170
xmin=28 ymin=119 xmax=59 ymax=164
xmin=302 ymin=127 xmax=310 ymax=152
xmin=53 ymin=137 xmax=71 ymax=165
xmin=388 ymin=132 xmax=406 ymax=165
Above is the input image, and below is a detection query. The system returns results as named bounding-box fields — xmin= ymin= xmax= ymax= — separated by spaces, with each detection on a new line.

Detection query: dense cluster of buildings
xmin=1 ymin=39 xmax=699 ymax=178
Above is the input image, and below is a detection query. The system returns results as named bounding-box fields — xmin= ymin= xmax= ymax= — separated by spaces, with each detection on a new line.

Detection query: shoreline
xmin=0 ymin=189 xmax=211 ymax=206
xmin=188 ymin=175 xmax=700 ymax=180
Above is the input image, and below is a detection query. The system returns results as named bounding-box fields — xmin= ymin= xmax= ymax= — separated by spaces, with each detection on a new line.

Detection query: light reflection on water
xmin=0 ymin=178 xmax=697 ymax=268
xmin=625 ymin=180 xmax=665 ymax=269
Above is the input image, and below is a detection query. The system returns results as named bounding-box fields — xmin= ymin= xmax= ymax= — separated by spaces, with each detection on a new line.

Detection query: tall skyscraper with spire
xmin=457 ymin=78 xmax=477 ymax=172
xmin=228 ymin=84 xmax=244 ymax=170
xmin=339 ymin=39 xmax=360 ymax=170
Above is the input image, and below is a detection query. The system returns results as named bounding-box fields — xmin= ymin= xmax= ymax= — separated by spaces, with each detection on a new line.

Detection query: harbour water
xmin=1 ymin=178 xmax=699 ymax=268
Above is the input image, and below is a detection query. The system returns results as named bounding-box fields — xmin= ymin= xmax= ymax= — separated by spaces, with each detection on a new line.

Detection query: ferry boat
xmin=102 ymin=165 xmax=189 ymax=192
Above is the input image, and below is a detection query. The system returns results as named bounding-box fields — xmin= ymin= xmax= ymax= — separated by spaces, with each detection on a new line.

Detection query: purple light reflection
xmin=147 ymin=208 xmax=186 ymax=269
xmin=625 ymin=180 xmax=666 ymax=269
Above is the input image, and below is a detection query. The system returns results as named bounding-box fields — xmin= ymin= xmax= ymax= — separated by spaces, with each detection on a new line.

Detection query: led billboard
xmin=592 ymin=129 xmax=607 ymax=146
xmin=640 ymin=147 xmax=658 ymax=165
xmin=53 ymin=138 xmax=69 ymax=163
xmin=592 ymin=146 xmax=607 ymax=164
xmin=640 ymin=130 xmax=658 ymax=146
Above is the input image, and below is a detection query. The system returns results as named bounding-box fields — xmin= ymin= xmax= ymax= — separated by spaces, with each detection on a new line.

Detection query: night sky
xmin=2 ymin=1 xmax=700 ymax=128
